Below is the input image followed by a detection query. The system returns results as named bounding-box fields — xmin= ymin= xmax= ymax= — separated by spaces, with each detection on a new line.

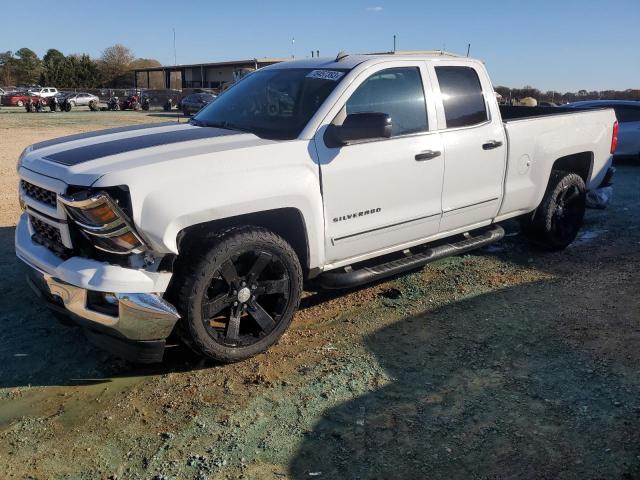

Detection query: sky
xmin=1 ymin=0 xmax=638 ymax=92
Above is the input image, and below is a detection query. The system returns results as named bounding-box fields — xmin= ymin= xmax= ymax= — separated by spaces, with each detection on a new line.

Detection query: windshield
xmin=192 ymin=68 xmax=348 ymax=140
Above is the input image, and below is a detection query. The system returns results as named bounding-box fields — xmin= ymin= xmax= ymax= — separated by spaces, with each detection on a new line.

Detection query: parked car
xmin=2 ymin=92 xmax=43 ymax=107
xmin=61 ymin=92 xmax=99 ymax=107
xmin=16 ymin=52 xmax=617 ymax=364
xmin=28 ymin=87 xmax=59 ymax=98
xmin=561 ymin=100 xmax=640 ymax=158
xmin=181 ymin=93 xmax=216 ymax=115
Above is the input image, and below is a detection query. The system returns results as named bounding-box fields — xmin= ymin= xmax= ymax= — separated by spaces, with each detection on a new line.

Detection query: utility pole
xmin=291 ymin=37 xmax=295 ymax=59
xmin=173 ymin=28 xmax=177 ymax=65
xmin=393 ymin=34 xmax=397 ymax=52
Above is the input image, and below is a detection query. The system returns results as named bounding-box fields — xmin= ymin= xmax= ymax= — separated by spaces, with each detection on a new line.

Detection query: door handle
xmin=482 ymin=140 xmax=503 ymax=150
xmin=415 ymin=150 xmax=441 ymax=161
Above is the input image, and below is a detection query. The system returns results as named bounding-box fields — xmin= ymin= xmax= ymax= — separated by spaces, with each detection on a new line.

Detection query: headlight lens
xmin=65 ymin=199 xmax=120 ymax=228
xmin=90 ymin=229 xmax=145 ymax=254
xmin=59 ymin=192 xmax=146 ymax=255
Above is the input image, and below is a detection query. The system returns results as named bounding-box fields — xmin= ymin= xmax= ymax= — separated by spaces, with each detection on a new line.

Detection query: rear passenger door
xmin=431 ymin=63 xmax=507 ymax=233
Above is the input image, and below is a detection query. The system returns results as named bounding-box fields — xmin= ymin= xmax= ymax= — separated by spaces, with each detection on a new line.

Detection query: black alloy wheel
xmin=176 ymin=227 xmax=302 ymax=362
xmin=201 ymin=249 xmax=291 ymax=348
xmin=521 ymin=170 xmax=586 ymax=250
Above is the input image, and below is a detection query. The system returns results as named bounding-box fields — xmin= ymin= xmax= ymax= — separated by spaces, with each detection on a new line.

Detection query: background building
xmin=133 ymin=58 xmax=285 ymax=90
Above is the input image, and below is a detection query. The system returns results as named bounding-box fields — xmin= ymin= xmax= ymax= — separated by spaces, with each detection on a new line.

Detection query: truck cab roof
xmin=266 ymin=51 xmax=480 ymax=71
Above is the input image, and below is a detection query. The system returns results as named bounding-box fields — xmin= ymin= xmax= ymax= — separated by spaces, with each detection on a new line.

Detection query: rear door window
xmin=346 ymin=67 xmax=428 ymax=136
xmin=435 ymin=66 xmax=488 ymax=128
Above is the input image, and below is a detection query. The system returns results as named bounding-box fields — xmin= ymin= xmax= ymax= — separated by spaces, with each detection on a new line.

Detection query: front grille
xmin=29 ymin=215 xmax=68 ymax=256
xmin=21 ymin=180 xmax=57 ymax=208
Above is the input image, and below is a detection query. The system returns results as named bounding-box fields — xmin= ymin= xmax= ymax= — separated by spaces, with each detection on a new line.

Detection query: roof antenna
xmin=466 ymin=43 xmax=471 ymax=57
xmin=335 ymin=51 xmax=349 ymax=62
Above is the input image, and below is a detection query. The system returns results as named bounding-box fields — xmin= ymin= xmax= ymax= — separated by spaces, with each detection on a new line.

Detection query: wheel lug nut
xmin=233 ymin=301 xmax=238 ymax=306
xmin=241 ymin=281 xmax=246 ymax=287
xmin=232 ymin=290 xmax=237 ymax=295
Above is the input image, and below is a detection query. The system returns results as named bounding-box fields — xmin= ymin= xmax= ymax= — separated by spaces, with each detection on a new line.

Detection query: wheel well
xmin=176 ymin=208 xmax=310 ymax=275
xmin=552 ymin=152 xmax=593 ymax=183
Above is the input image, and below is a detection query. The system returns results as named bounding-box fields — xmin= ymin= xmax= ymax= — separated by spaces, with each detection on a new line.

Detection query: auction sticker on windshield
xmin=306 ymin=70 xmax=345 ymax=81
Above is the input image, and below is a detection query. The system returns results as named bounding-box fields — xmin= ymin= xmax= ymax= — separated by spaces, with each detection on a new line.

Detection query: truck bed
xmin=497 ymin=106 xmax=616 ymax=219
xmin=499 ymin=105 xmax=599 ymax=122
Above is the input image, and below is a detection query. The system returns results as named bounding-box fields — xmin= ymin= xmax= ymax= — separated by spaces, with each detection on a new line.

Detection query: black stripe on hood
xmin=32 ymin=122 xmax=177 ymax=151
xmin=42 ymin=125 xmax=242 ymax=166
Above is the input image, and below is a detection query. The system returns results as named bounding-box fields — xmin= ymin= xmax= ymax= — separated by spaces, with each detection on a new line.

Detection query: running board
xmin=318 ymin=225 xmax=505 ymax=289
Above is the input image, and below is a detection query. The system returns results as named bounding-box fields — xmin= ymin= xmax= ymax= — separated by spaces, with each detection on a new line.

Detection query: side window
xmin=435 ymin=66 xmax=488 ymax=128
xmin=346 ymin=67 xmax=428 ymax=136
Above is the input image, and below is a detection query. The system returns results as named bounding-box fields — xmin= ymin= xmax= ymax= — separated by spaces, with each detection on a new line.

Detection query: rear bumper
xmin=26 ymin=267 xmax=179 ymax=363
xmin=598 ymin=166 xmax=615 ymax=188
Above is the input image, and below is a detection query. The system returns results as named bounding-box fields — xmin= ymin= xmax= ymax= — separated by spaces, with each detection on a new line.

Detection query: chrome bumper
xmin=27 ymin=267 xmax=180 ymax=342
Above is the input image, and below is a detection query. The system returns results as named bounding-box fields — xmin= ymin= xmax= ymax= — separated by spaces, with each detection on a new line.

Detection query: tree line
xmin=0 ymin=44 xmax=160 ymax=89
xmin=2 ymin=47 xmax=639 ymax=100
xmin=495 ymin=85 xmax=640 ymax=103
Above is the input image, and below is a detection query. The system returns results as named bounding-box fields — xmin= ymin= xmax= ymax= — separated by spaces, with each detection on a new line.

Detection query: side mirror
xmin=325 ymin=112 xmax=392 ymax=147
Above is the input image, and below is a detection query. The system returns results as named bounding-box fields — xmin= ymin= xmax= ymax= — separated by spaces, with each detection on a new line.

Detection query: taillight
xmin=610 ymin=121 xmax=619 ymax=154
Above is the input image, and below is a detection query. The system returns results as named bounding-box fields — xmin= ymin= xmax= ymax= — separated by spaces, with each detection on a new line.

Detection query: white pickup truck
xmin=16 ymin=52 xmax=618 ymax=363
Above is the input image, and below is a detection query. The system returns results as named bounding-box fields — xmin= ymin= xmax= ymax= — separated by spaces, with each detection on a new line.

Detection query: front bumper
xmin=16 ymin=213 xmax=179 ymax=363
xmin=26 ymin=267 xmax=180 ymax=363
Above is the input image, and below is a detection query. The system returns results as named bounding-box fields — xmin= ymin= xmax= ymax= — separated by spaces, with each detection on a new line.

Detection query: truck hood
xmin=20 ymin=122 xmax=277 ymax=186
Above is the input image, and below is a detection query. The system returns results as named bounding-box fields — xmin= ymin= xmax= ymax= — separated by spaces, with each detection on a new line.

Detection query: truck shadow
xmin=289 ymin=270 xmax=640 ymax=479
xmin=288 ymin=164 xmax=640 ymax=479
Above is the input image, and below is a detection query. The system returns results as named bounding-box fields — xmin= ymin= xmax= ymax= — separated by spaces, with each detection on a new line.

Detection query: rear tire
xmin=175 ymin=226 xmax=303 ymax=363
xmin=521 ymin=170 xmax=586 ymax=251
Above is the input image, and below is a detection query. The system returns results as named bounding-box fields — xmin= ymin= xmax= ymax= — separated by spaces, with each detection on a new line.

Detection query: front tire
xmin=521 ymin=170 xmax=586 ymax=251
xmin=176 ymin=227 xmax=303 ymax=362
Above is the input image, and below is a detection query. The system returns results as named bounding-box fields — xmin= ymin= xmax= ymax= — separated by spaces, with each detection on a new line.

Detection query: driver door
xmin=314 ymin=62 xmax=444 ymax=265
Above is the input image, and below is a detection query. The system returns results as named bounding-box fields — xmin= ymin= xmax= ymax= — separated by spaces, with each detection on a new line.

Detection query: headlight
xmin=59 ymin=192 xmax=146 ymax=255
xmin=17 ymin=145 xmax=33 ymax=172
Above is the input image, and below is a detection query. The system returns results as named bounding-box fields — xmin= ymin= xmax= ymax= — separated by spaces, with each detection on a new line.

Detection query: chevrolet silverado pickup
xmin=15 ymin=52 xmax=618 ymax=363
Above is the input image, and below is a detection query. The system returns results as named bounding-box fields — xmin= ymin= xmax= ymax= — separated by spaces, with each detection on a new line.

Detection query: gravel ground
xmin=0 ymin=110 xmax=638 ymax=479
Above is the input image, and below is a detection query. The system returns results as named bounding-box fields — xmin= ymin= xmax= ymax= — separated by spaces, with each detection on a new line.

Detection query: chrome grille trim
xmin=20 ymin=180 xmax=57 ymax=208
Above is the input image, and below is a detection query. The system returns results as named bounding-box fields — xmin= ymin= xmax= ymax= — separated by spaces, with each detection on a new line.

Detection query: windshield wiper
xmin=198 ymin=120 xmax=253 ymax=133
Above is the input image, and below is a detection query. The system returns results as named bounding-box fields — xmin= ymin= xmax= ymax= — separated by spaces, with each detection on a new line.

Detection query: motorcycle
xmin=107 ymin=96 xmax=120 ymax=111
xmin=61 ymin=98 xmax=72 ymax=112
xmin=163 ymin=98 xmax=173 ymax=111
xmin=49 ymin=96 xmax=59 ymax=112
xmin=141 ymin=96 xmax=150 ymax=111
xmin=121 ymin=94 xmax=141 ymax=111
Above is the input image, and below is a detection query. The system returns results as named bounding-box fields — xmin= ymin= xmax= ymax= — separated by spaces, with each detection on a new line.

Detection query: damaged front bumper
xmin=26 ymin=267 xmax=180 ymax=363
xmin=16 ymin=213 xmax=179 ymax=363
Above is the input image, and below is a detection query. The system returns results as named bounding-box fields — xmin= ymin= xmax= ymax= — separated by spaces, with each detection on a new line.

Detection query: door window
xmin=435 ymin=66 xmax=488 ymax=128
xmin=346 ymin=67 xmax=428 ymax=136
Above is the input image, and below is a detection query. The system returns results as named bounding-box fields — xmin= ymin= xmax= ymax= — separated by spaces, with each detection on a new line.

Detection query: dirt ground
xmin=0 ymin=109 xmax=639 ymax=480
